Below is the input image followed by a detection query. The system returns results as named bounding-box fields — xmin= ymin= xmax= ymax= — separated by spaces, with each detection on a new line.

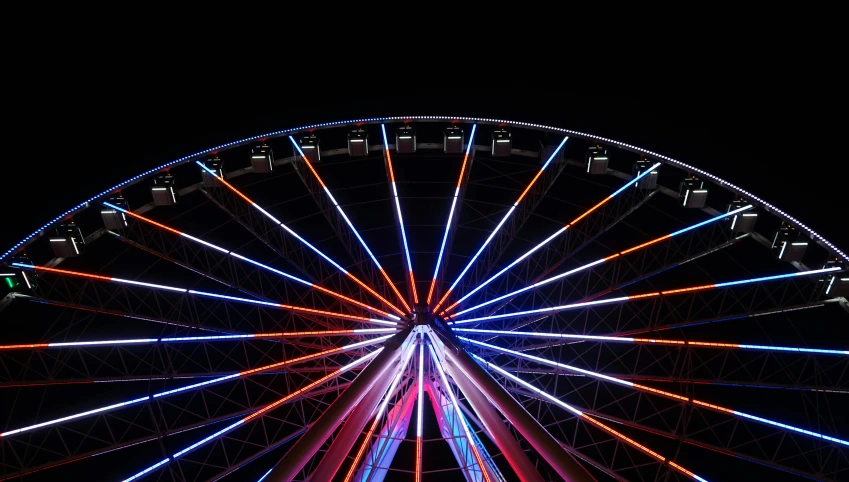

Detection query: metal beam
xmin=426 ymin=378 xmax=502 ymax=482
xmin=445 ymin=357 xmax=545 ymax=482
xmin=436 ymin=330 xmax=595 ymax=482
xmin=307 ymin=352 xmax=402 ymax=480
xmin=355 ymin=383 xmax=417 ymax=482
xmin=266 ymin=328 xmax=412 ymax=481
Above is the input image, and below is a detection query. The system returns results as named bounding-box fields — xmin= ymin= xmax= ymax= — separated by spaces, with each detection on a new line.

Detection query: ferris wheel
xmin=1 ymin=116 xmax=847 ymax=481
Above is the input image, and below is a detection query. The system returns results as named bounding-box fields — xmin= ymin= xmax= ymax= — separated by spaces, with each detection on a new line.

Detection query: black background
xmin=3 ymin=89 xmax=845 ymax=255
xmin=2 ymin=84 xmax=847 ymax=481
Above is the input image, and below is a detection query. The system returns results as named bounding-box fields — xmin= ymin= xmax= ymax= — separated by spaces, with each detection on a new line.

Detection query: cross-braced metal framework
xmin=1 ymin=117 xmax=847 ymax=482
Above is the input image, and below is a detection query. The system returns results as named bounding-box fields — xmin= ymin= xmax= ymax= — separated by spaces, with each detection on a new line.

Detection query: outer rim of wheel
xmin=2 ymin=115 xmax=845 ymax=264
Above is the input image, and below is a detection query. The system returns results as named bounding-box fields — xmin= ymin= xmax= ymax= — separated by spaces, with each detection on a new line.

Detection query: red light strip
xmin=122 ymin=210 xmax=182 ymax=236
xmin=409 ymin=270 xmax=418 ymax=305
xmin=344 ymin=273 xmax=405 ymax=317
xmin=381 ymin=268 xmax=411 ymax=313
xmin=581 ymin=415 xmax=666 ymax=461
xmin=28 ymin=265 xmax=111 ymax=281
xmin=0 ymin=343 xmax=49 ymax=350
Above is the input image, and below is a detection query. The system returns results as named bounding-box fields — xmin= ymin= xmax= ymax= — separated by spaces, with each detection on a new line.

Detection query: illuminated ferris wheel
xmin=1 ymin=116 xmax=847 ymax=481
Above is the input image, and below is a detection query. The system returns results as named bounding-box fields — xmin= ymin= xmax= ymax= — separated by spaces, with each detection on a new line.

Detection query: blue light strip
xmin=453 ymin=328 xmax=849 ymax=356
xmin=257 ymin=468 xmax=273 ymax=482
xmin=453 ymin=164 xmax=662 ymax=308
xmin=172 ymin=420 xmax=244 ymax=458
xmin=122 ymin=458 xmax=170 ymax=482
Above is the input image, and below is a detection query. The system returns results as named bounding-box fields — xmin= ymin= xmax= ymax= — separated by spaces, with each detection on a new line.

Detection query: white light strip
xmin=417 ymin=341 xmax=424 ymax=437
xmin=112 ymin=278 xmax=188 ymax=293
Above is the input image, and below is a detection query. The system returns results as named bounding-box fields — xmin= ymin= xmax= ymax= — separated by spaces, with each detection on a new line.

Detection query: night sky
xmin=4 ymin=90 xmax=844 ymax=256
xmin=2 ymin=88 xmax=846 ymax=481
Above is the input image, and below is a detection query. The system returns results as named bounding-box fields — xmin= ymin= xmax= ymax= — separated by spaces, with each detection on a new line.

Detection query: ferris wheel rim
xmin=1 ymin=117 xmax=846 ymax=481
xmin=1 ymin=115 xmax=845 ymax=265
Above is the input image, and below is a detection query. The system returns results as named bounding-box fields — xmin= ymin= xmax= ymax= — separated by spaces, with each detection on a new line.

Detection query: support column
xmin=355 ymin=384 xmax=417 ymax=482
xmin=267 ymin=328 xmax=412 ymax=481
xmin=439 ymin=332 xmax=596 ymax=482
xmin=426 ymin=380 xmax=502 ymax=482
xmin=445 ymin=358 xmax=545 ymax=482
xmin=308 ymin=356 xmax=403 ymax=480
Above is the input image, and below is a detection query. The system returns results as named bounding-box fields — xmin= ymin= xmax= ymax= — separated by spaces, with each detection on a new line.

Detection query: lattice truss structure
xmin=1 ymin=117 xmax=847 ymax=482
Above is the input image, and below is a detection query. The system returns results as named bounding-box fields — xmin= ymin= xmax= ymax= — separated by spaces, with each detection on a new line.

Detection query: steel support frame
xmin=426 ymin=377 xmax=501 ymax=482
xmin=437 ymin=329 xmax=596 ymax=482
xmin=479 ymin=186 xmax=658 ymax=317
xmin=290 ymin=152 xmax=395 ymax=303
xmin=455 ymin=151 xmax=571 ymax=300
xmin=444 ymin=357 xmax=545 ymax=482
xmin=199 ymin=185 xmax=378 ymax=310
xmin=355 ymin=383 xmax=418 ymax=482
xmin=498 ymin=370 xmax=848 ymax=481
xmin=307 ymin=351 xmax=402 ymax=480
xmin=266 ymin=328 xmax=412 ymax=481
xmin=431 ymin=146 xmax=477 ymax=304
xmin=0 ymin=370 xmax=358 ymax=479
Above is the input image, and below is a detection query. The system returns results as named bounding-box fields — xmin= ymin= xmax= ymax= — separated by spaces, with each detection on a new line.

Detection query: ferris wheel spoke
xmin=120 ymin=349 xmax=378 ymax=482
xmin=0 ymin=329 xmax=395 ymax=387
xmin=380 ymin=124 xmax=419 ymax=306
xmin=454 ymin=328 xmax=849 ymax=357
xmin=427 ymin=124 xmax=478 ymax=307
xmin=443 ymin=163 xmax=662 ymax=316
xmin=0 ymin=366 xmax=364 ymax=389
xmin=0 ymin=328 xmax=396 ymax=352
xmin=452 ymin=204 xmax=753 ymax=319
xmin=108 ymin=202 xmax=400 ymax=321
xmin=0 ymin=337 xmax=389 ymax=441
xmin=475 ymin=188 xmax=659 ymax=321
xmin=449 ymin=266 xmax=841 ymax=328
xmin=197 ymin=162 xmax=406 ymax=318
xmin=313 ymin=328 xmax=416 ymax=480
xmin=495 ymin=371 xmax=751 ymax=482
xmin=288 ymin=137 xmax=411 ymax=314
xmin=464 ymin=338 xmax=849 ymax=468
xmin=441 ymin=353 xmax=544 ymax=481
xmin=13 ymin=264 xmax=395 ymax=326
xmin=501 ymin=370 xmax=843 ymax=481
xmin=426 ymin=338 xmax=499 ymax=482
xmin=0 ymin=371 xmax=355 ymax=481
xmin=432 ymin=137 xmax=569 ymax=313
xmin=264 ymin=328 xmax=412 ymax=480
